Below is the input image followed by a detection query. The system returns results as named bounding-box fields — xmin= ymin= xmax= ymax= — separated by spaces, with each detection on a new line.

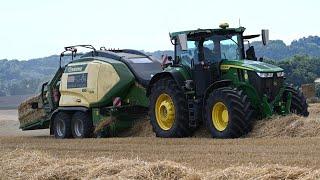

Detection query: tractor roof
xmin=170 ymin=27 xmax=246 ymax=39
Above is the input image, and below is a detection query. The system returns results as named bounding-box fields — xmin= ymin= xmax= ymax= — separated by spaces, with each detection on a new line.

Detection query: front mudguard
xmin=236 ymin=84 xmax=292 ymax=118
xmin=261 ymin=87 xmax=293 ymax=117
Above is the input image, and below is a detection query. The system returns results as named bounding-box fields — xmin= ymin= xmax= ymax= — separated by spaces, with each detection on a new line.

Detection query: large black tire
xmin=205 ymin=87 xmax=254 ymax=138
xmin=53 ymin=112 xmax=72 ymax=139
xmin=283 ymin=86 xmax=309 ymax=117
xmin=149 ymin=78 xmax=191 ymax=138
xmin=71 ymin=111 xmax=93 ymax=138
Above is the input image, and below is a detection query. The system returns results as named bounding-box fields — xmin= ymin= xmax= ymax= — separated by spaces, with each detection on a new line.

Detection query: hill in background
xmin=253 ymin=36 xmax=320 ymax=60
xmin=1 ymin=35 xmax=320 ymax=96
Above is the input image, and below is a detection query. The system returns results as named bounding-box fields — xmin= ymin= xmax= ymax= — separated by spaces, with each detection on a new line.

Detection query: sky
xmin=0 ymin=0 xmax=319 ymax=60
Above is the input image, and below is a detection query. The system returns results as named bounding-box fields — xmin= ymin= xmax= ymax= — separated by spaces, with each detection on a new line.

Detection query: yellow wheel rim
xmin=155 ymin=93 xmax=175 ymax=130
xmin=212 ymin=102 xmax=229 ymax=131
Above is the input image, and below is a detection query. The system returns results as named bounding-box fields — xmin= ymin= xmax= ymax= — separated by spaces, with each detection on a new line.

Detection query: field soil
xmin=1 ymin=104 xmax=320 ymax=179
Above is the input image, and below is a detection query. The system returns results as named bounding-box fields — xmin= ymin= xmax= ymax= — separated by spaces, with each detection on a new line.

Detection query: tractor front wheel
xmin=205 ymin=87 xmax=254 ymax=138
xmin=149 ymin=78 xmax=191 ymax=138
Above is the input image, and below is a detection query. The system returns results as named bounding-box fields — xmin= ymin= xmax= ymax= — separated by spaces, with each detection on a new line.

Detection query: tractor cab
xmin=171 ymin=24 xmax=269 ymax=67
xmin=169 ymin=24 xmax=273 ymax=97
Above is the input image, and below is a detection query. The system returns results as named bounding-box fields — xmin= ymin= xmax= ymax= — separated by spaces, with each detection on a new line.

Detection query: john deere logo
xmin=65 ymin=65 xmax=87 ymax=73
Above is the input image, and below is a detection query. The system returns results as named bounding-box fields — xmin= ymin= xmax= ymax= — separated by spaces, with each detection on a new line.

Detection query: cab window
xmin=177 ymin=41 xmax=198 ymax=68
xmin=176 ymin=33 xmax=243 ymax=68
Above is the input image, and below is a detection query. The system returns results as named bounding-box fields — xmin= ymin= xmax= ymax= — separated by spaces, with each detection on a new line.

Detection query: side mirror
xmin=30 ymin=102 xmax=39 ymax=109
xmin=246 ymin=46 xmax=257 ymax=60
xmin=177 ymin=34 xmax=188 ymax=51
xmin=262 ymin=29 xmax=269 ymax=46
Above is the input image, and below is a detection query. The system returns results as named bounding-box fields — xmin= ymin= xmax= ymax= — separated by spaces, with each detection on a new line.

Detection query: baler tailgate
xmin=18 ymin=94 xmax=46 ymax=130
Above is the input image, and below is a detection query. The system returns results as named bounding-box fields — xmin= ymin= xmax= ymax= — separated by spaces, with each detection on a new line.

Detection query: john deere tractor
xmin=147 ymin=24 xmax=309 ymax=138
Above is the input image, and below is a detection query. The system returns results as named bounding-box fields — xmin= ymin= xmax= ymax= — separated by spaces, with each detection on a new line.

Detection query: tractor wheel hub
xmin=155 ymin=93 xmax=175 ymax=130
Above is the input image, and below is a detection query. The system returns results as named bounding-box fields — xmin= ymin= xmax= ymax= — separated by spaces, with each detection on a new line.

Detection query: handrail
xmin=59 ymin=45 xmax=96 ymax=68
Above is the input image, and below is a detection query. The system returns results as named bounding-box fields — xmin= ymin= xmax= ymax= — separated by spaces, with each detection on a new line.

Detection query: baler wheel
xmin=71 ymin=111 xmax=93 ymax=138
xmin=53 ymin=112 xmax=72 ymax=139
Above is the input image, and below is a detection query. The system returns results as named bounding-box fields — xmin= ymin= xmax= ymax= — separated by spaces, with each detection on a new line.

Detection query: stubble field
xmin=1 ymin=104 xmax=320 ymax=179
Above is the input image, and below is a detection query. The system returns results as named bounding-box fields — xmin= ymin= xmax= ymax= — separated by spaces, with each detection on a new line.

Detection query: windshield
xmin=219 ymin=35 xmax=242 ymax=60
xmin=177 ymin=33 xmax=243 ymax=67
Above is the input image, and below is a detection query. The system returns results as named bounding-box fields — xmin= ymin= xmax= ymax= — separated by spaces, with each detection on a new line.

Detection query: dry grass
xmin=204 ymin=164 xmax=320 ymax=180
xmin=0 ymin=149 xmax=199 ymax=180
xmin=2 ymin=103 xmax=320 ymax=179
xmin=15 ymin=96 xmax=320 ymax=139
xmin=2 ymin=135 xmax=320 ymax=172
xmin=248 ymin=114 xmax=320 ymax=138
xmin=119 ymin=118 xmax=155 ymax=137
xmin=2 ymin=149 xmax=320 ymax=180
xmin=249 ymin=104 xmax=320 ymax=138
xmin=123 ymin=103 xmax=320 ymax=139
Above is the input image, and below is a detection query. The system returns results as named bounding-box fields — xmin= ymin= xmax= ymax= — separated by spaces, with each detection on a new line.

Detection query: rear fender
xmin=203 ymin=80 xmax=232 ymax=100
xmin=146 ymin=72 xmax=185 ymax=97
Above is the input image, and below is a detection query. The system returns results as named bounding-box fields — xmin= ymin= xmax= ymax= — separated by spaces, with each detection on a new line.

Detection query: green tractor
xmin=147 ymin=24 xmax=309 ymax=138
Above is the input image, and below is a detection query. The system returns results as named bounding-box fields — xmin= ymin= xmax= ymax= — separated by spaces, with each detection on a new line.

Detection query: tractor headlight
xmin=277 ymin=72 xmax=285 ymax=77
xmin=257 ymin=72 xmax=274 ymax=78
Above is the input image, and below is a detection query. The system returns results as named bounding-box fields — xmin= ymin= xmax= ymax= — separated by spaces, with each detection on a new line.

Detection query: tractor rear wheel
xmin=53 ymin=112 xmax=72 ymax=139
xmin=149 ymin=78 xmax=191 ymax=137
xmin=283 ymin=87 xmax=309 ymax=117
xmin=71 ymin=111 xmax=93 ymax=138
xmin=205 ymin=87 xmax=254 ymax=138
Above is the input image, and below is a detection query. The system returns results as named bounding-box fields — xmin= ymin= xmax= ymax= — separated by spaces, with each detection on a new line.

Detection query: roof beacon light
xmin=219 ymin=23 xmax=229 ymax=29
